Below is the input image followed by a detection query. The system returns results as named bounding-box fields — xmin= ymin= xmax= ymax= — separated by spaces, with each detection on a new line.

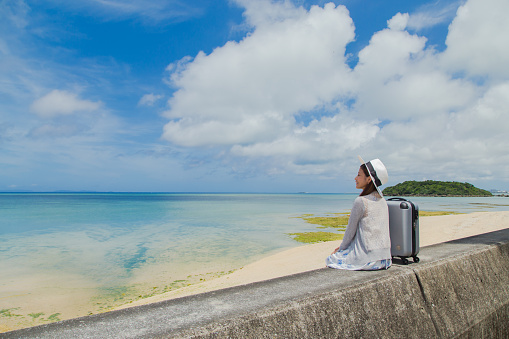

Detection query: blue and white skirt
xmin=326 ymin=247 xmax=392 ymax=271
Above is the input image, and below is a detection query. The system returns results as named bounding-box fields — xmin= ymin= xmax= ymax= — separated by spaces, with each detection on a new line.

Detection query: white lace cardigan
xmin=338 ymin=192 xmax=391 ymax=265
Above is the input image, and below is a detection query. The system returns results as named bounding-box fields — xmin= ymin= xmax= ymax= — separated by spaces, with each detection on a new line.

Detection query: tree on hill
xmin=382 ymin=180 xmax=492 ymax=197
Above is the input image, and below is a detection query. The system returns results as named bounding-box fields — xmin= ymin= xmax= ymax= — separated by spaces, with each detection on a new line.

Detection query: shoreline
xmin=2 ymin=210 xmax=509 ymax=333
xmin=114 ymin=210 xmax=509 ymax=310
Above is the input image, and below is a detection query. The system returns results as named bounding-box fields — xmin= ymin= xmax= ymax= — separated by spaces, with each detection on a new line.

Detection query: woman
xmin=326 ymin=156 xmax=392 ymax=270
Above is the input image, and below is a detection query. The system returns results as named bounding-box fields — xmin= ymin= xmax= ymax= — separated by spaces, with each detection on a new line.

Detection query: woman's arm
xmin=338 ymin=197 xmax=365 ymax=251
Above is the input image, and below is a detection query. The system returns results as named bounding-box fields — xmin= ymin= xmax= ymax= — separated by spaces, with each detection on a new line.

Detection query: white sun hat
xmin=358 ymin=156 xmax=388 ymax=197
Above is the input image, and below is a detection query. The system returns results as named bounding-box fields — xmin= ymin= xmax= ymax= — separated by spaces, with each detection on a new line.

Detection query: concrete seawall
xmin=3 ymin=229 xmax=508 ymax=338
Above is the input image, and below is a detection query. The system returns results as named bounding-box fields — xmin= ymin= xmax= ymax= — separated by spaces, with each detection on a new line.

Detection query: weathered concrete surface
xmin=412 ymin=240 xmax=509 ymax=338
xmin=3 ymin=228 xmax=508 ymax=339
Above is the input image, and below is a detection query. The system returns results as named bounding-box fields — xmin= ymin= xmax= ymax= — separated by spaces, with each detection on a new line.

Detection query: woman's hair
xmin=359 ymin=164 xmax=377 ymax=196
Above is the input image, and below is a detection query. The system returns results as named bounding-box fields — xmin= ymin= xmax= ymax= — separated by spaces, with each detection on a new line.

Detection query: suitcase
xmin=387 ymin=197 xmax=419 ymax=264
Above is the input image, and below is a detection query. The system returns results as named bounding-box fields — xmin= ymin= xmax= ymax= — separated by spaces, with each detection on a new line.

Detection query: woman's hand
xmin=331 ymin=247 xmax=340 ymax=255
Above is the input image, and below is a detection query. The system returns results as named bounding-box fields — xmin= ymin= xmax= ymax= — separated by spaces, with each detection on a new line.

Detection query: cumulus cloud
xmin=30 ymin=90 xmax=101 ymax=118
xmin=352 ymin=24 xmax=477 ymax=120
xmin=442 ymin=0 xmax=509 ymax=79
xmin=161 ymin=0 xmax=509 ymax=185
xmin=231 ymin=116 xmax=380 ymax=165
xmin=451 ymin=82 xmax=509 ymax=138
xmin=387 ymin=12 xmax=409 ymax=31
xmin=163 ymin=2 xmax=355 ymax=147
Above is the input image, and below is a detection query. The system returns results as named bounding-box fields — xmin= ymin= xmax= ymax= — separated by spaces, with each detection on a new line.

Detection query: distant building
xmin=490 ymin=189 xmax=509 ymax=196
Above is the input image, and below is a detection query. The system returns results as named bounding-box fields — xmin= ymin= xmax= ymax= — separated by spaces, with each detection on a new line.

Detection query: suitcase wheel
xmin=402 ymin=258 xmax=409 ymax=265
xmin=413 ymin=256 xmax=420 ymax=263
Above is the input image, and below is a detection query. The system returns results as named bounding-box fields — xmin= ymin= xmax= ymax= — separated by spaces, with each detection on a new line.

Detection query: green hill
xmin=382 ymin=180 xmax=492 ymax=197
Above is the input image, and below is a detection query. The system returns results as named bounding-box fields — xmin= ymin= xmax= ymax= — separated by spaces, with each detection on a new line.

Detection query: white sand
xmin=116 ymin=210 xmax=509 ymax=309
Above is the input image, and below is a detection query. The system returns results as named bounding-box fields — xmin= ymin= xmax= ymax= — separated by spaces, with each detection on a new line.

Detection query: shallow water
xmin=0 ymin=193 xmax=353 ymax=286
xmin=1 ymin=193 xmax=507 ymax=285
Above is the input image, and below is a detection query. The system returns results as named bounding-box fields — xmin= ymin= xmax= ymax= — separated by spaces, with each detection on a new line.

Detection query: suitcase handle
xmin=387 ymin=197 xmax=408 ymax=202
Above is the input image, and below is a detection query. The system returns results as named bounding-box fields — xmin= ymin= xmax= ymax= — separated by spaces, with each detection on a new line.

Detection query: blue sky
xmin=1 ymin=0 xmax=508 ymax=193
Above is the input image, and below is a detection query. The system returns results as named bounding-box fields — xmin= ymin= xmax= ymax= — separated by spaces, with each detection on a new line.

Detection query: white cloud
xmin=138 ymin=93 xmax=163 ymax=106
xmin=233 ymin=0 xmax=305 ymax=28
xmin=30 ymin=90 xmax=102 ymax=118
xmin=451 ymin=82 xmax=509 ymax=138
xmin=163 ymin=2 xmax=355 ymax=146
xmin=442 ymin=0 xmax=509 ymax=79
xmin=407 ymin=0 xmax=464 ymax=31
xmin=387 ymin=12 xmax=409 ymax=31
xmin=231 ymin=116 xmax=380 ymax=165
xmin=354 ymin=24 xmax=427 ymax=84
xmin=160 ymin=0 xmax=509 ymax=187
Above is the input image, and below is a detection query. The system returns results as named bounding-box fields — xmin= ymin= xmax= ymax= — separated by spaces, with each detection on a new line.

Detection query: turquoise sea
xmin=1 ymin=192 xmax=508 ymax=326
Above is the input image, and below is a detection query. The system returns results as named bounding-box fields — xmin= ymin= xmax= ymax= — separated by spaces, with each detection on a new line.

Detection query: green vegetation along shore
xmin=382 ymin=180 xmax=492 ymax=197
xmin=288 ymin=213 xmax=348 ymax=244
xmin=289 ymin=210 xmax=462 ymax=244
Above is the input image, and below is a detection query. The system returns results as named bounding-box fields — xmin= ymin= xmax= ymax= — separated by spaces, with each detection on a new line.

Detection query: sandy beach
xmin=1 ymin=210 xmax=508 ymax=333
xmin=115 ymin=210 xmax=509 ymax=310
